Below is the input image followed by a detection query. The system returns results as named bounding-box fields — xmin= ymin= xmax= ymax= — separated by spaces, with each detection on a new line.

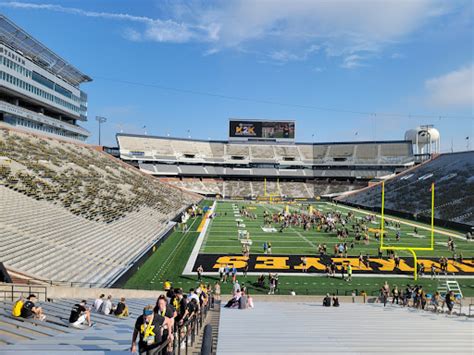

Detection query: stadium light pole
xmin=96 ymin=116 xmax=107 ymax=146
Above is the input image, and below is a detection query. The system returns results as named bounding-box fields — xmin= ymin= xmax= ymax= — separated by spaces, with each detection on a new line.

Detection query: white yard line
xmin=182 ymin=200 xmax=217 ymax=275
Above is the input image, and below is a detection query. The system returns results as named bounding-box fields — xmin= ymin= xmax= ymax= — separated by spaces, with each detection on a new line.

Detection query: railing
xmin=0 ymin=283 xmax=48 ymax=302
xmin=173 ymin=299 xmax=211 ymax=355
xmin=200 ymin=324 xmax=213 ymax=355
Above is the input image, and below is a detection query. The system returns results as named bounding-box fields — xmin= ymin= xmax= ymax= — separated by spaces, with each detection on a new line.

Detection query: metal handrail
xmin=0 ymin=283 xmax=48 ymax=301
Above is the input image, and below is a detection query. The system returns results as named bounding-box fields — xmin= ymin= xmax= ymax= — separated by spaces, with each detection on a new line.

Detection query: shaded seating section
xmin=340 ymin=152 xmax=474 ymax=226
xmin=224 ymin=180 xmax=252 ymax=197
xmin=161 ymin=178 xmax=367 ymax=199
xmin=0 ymin=128 xmax=201 ymax=285
xmin=279 ymin=181 xmax=313 ymax=197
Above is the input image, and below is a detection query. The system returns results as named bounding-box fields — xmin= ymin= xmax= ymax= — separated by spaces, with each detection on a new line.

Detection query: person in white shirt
xmin=93 ymin=294 xmax=105 ymax=312
xmin=100 ymin=295 xmax=113 ymax=315
xmin=233 ymin=280 xmax=241 ymax=295
xmin=187 ymin=289 xmax=199 ymax=303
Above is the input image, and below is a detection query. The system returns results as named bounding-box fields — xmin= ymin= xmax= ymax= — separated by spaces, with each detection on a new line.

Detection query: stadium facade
xmin=0 ymin=15 xmax=91 ymax=141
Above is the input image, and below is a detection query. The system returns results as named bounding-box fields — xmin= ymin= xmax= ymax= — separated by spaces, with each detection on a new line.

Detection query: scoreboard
xmin=229 ymin=119 xmax=295 ymax=141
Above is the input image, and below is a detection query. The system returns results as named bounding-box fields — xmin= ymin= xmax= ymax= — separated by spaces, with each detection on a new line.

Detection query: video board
xmin=229 ymin=119 xmax=295 ymax=140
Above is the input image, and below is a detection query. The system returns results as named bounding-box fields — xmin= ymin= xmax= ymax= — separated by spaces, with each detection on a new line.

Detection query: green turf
xmin=124 ymin=200 xmax=474 ymax=296
xmin=203 ymin=201 xmax=473 ymax=258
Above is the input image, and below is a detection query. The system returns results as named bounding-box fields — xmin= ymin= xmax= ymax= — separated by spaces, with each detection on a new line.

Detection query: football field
xmin=125 ymin=199 xmax=474 ymax=296
xmin=200 ymin=200 xmax=473 ymax=258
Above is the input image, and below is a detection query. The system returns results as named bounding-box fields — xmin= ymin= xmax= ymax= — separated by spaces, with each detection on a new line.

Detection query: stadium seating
xmin=217 ymin=302 xmax=472 ymax=354
xmin=223 ymin=180 xmax=252 ymax=197
xmin=117 ymin=135 xmax=414 ymax=167
xmin=161 ymin=177 xmax=366 ymax=198
xmin=279 ymin=181 xmax=313 ymax=197
xmin=0 ymin=128 xmax=201 ymax=285
xmin=339 ymin=151 xmax=474 ymax=226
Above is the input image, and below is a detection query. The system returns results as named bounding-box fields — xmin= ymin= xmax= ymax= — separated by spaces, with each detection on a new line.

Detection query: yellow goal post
xmin=380 ymin=180 xmax=435 ymax=280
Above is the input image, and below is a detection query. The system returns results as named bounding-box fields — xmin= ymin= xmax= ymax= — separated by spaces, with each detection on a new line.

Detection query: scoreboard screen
xmin=229 ymin=119 xmax=295 ymax=140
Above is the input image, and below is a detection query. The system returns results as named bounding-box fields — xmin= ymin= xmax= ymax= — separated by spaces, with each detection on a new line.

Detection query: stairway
xmin=437 ymin=278 xmax=463 ymax=298
xmin=191 ymin=300 xmax=221 ymax=354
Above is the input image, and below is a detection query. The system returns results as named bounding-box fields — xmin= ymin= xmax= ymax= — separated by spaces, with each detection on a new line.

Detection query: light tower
xmin=95 ymin=116 xmax=107 ymax=146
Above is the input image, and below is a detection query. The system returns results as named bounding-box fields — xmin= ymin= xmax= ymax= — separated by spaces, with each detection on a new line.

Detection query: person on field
xmin=197 ymin=265 xmax=204 ymax=282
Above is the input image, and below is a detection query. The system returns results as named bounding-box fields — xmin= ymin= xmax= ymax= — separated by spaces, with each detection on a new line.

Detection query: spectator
xmin=323 ymin=294 xmax=331 ymax=307
xmin=381 ymin=281 xmax=390 ymax=307
xmin=181 ymin=298 xmax=198 ymax=325
xmin=224 ymin=290 xmax=241 ymax=309
xmin=171 ymin=289 xmax=187 ymax=323
xmin=69 ymin=300 xmax=92 ymax=328
xmin=131 ymin=305 xmax=166 ymax=354
xmin=268 ymin=275 xmax=276 ymax=295
xmin=431 ymin=292 xmax=442 ymax=312
xmin=233 ymin=280 xmax=241 ymax=295
xmin=163 ymin=280 xmax=172 ymax=292
xmin=188 ymin=289 xmax=199 ymax=305
xmin=346 ymin=264 xmax=352 ymax=282
xmin=445 ymin=291 xmax=455 ymax=315
xmin=392 ymin=286 xmax=400 ymax=304
xmin=11 ymin=296 xmax=24 ymax=317
xmin=154 ymin=295 xmax=177 ymax=319
xmin=21 ymin=294 xmax=46 ymax=321
xmin=197 ymin=265 xmax=204 ymax=282
xmin=93 ymin=294 xmax=105 ymax=312
xmin=301 ymin=256 xmax=307 ymax=273
xmin=332 ymin=295 xmax=340 ymax=307
xmin=224 ymin=264 xmax=230 ymax=283
xmin=154 ymin=295 xmax=176 ymax=350
xmin=218 ymin=265 xmax=225 ymax=282
xmin=213 ymin=282 xmax=221 ymax=301
xmin=239 ymin=291 xmax=249 ymax=309
xmin=99 ymin=295 xmax=113 ymax=315
xmin=114 ymin=297 xmax=129 ymax=317
xmin=231 ymin=266 xmax=237 ymax=283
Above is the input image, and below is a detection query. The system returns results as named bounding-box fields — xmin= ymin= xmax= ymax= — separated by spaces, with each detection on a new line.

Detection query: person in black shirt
xmin=323 ymin=294 xmax=331 ymax=307
xmin=114 ymin=297 xmax=129 ymax=317
xmin=69 ymin=300 xmax=92 ymax=328
xmin=171 ymin=290 xmax=186 ymax=323
xmin=131 ymin=305 xmax=166 ymax=354
xmin=181 ymin=298 xmax=198 ymax=325
xmin=21 ymin=294 xmax=46 ymax=321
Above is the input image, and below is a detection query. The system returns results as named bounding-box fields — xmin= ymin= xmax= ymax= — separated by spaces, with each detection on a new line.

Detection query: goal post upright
xmin=379 ymin=180 xmax=435 ymax=281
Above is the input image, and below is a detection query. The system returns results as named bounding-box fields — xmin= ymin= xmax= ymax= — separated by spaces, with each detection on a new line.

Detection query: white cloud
xmin=425 ymin=64 xmax=474 ymax=108
xmin=341 ymin=54 xmax=364 ymax=69
xmin=0 ymin=0 xmax=455 ymax=67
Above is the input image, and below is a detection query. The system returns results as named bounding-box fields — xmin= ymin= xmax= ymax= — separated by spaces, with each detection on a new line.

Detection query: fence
xmin=0 ymin=283 xmax=48 ymax=302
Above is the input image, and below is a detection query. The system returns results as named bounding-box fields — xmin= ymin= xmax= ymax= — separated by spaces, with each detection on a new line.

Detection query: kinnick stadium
xmin=0 ymin=13 xmax=472 ymax=355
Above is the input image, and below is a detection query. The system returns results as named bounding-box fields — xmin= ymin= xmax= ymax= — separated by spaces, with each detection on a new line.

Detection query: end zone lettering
xmin=192 ymin=254 xmax=474 ymax=275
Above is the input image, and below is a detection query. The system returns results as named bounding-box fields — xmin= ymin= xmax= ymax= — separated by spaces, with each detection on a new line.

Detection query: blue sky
xmin=1 ymin=0 xmax=472 ymax=150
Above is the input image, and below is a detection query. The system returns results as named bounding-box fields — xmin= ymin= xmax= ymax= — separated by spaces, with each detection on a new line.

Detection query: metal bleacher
xmin=216 ymin=301 xmax=473 ymax=354
xmin=0 ymin=296 xmax=155 ymax=354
